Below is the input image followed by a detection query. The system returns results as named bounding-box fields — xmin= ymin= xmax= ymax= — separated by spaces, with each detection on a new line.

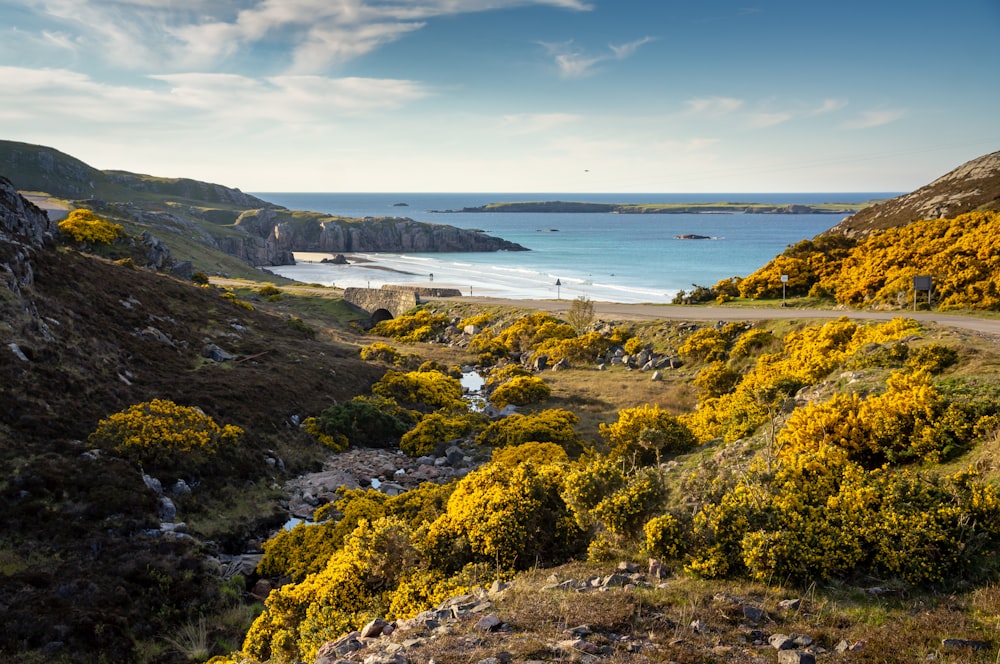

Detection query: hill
xmin=829 ymin=150 xmax=1000 ymax=237
xmin=686 ymin=150 xmax=1000 ymax=310
xmin=0 ymin=140 xmax=527 ymax=278
xmin=4 ymin=155 xmax=1000 ymax=664
xmin=1 ymin=175 xmax=389 ymax=659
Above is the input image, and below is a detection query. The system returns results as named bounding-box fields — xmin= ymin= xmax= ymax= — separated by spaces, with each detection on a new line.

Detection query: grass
xmin=405 ymin=563 xmax=1000 ymax=663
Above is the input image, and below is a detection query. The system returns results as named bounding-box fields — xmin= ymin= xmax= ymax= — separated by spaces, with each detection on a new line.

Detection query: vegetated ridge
xmin=678 ymin=150 xmax=1000 ymax=311
xmin=828 ymin=149 xmax=1000 ymax=237
xmin=0 ymin=140 xmax=527 ymax=275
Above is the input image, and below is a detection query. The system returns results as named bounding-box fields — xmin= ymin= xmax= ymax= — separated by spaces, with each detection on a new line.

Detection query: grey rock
xmin=769 ymin=633 xmax=795 ymax=650
xmin=202 ymin=343 xmax=238 ymax=361
xmin=742 ymin=605 xmax=766 ymax=624
xmin=777 ymin=652 xmax=815 ymax=664
xmin=7 ymin=342 xmax=29 ymax=362
xmin=476 ymin=614 xmax=502 ymax=632
xmin=159 ymin=496 xmax=176 ymax=522
xmin=360 ymin=618 xmax=388 ymax=639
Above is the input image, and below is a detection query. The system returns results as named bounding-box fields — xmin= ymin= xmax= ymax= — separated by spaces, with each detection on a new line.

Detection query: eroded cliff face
xmin=829 ymin=151 xmax=1000 ymax=238
xmin=1 ymin=175 xmax=52 ymax=295
xmin=236 ymin=208 xmax=527 ymax=260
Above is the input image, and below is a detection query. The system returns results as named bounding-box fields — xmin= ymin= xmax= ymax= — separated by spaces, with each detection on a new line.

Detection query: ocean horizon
xmin=252 ymin=192 xmax=900 ymax=304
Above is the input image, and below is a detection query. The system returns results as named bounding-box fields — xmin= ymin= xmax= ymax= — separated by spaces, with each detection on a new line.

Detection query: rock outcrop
xmin=1 ymin=175 xmax=52 ymax=296
xmin=236 ymin=208 xmax=527 ymax=257
xmin=829 ymin=150 xmax=1000 ymax=238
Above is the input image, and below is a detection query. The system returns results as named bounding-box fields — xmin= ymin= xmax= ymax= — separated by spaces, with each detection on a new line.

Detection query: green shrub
xmin=311 ymin=397 xmax=409 ymax=448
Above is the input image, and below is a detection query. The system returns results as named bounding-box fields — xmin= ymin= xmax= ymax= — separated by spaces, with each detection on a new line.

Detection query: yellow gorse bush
xmin=741 ymin=211 xmax=1000 ymax=310
xmin=57 ymin=209 xmax=124 ymax=245
xmin=88 ymin=398 xmax=242 ymax=468
xmin=683 ymin=317 xmax=922 ymax=443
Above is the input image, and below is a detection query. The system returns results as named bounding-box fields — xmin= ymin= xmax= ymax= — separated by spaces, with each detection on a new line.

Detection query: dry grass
xmin=408 ymin=563 xmax=1000 ymax=663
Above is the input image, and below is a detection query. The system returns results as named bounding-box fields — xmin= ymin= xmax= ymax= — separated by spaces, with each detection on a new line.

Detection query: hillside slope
xmin=829 ymin=150 xmax=1000 ymax=237
xmin=0 ymin=176 xmax=387 ymax=660
xmin=0 ymin=140 xmax=527 ymax=275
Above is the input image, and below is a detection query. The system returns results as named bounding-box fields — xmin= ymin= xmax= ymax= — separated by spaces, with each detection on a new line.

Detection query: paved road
xmin=442 ymin=296 xmax=1000 ymax=338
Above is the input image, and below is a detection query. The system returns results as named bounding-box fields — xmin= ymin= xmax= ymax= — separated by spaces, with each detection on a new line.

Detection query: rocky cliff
xmin=829 ymin=150 xmax=1000 ymax=238
xmin=237 ymin=208 xmax=528 ymax=256
xmin=0 ymin=175 xmax=52 ymax=296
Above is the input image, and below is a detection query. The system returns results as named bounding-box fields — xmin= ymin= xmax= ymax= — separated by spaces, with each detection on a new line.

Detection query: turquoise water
xmin=252 ymin=192 xmax=896 ymax=304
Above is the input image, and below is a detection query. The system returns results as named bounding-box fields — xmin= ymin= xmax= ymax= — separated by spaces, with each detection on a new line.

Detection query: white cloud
xmin=13 ymin=0 xmax=594 ymax=73
xmin=684 ymin=96 xmax=744 ymax=115
xmin=748 ymin=112 xmax=793 ymax=128
xmin=844 ymin=109 xmax=905 ymax=129
xmin=542 ymin=35 xmax=653 ymax=78
xmin=609 ymin=36 xmax=654 ymax=59
xmin=1 ymin=66 xmax=429 ymax=130
xmin=811 ymin=98 xmax=847 ymax=115
xmin=500 ymin=112 xmax=580 ymax=134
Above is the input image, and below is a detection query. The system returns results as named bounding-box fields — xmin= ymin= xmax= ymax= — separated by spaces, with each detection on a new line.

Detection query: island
xmin=432 ymin=200 xmax=870 ymax=214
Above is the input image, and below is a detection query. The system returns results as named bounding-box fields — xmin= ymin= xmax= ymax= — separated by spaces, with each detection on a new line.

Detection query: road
xmin=442 ymin=296 xmax=1000 ymax=339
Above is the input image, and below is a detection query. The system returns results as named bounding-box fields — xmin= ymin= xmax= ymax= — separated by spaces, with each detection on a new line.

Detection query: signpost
xmin=913 ymin=275 xmax=932 ymax=311
xmin=781 ymin=274 xmax=788 ymax=307
xmin=555 ymin=278 xmax=562 ymax=300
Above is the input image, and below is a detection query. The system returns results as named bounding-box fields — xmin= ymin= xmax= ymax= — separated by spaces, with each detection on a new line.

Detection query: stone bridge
xmin=343 ymin=285 xmax=464 ymax=323
xmin=343 ymin=287 xmax=421 ymax=323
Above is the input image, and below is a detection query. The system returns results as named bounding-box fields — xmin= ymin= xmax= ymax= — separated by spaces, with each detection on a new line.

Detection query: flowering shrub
xmin=88 ymin=399 xmax=242 ymax=469
xmin=399 ymin=411 xmax=484 ymax=456
xmin=484 ymin=364 xmax=532 ymax=390
xmin=489 ymin=375 xmax=551 ymax=408
xmin=359 ymin=341 xmax=402 ymax=364
xmin=492 ymin=441 xmax=569 ymax=467
xmin=244 ymin=517 xmax=418 ymax=662
xmin=57 ymin=209 xmax=124 ymax=245
xmin=643 ymin=513 xmax=687 ymax=560
xmin=371 ymin=370 xmax=465 ymax=413
xmin=370 ymin=310 xmax=451 ymax=342
xmin=221 ymin=291 xmax=254 ymax=310
xmin=599 ymin=404 xmax=697 ymax=467
xmin=683 ymin=318 xmax=922 ymax=443
xmin=424 ymin=460 xmax=583 ymax=570
xmin=474 ymin=408 xmax=584 ymax=455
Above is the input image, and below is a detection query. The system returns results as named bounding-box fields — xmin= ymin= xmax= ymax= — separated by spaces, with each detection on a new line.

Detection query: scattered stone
xmin=648 ymin=558 xmax=669 ymax=579
xmin=202 ymin=343 xmax=238 ymax=361
xmin=742 ymin=605 xmax=766 ymax=624
xmin=942 ymin=638 xmax=988 ymax=650
xmin=476 ymin=614 xmax=501 ymax=632
xmin=361 ymin=618 xmax=388 ymax=639
xmin=7 ymin=342 xmax=29 ymax=362
xmin=768 ymin=633 xmax=795 ymax=650
xmin=777 ymin=651 xmax=815 ymax=664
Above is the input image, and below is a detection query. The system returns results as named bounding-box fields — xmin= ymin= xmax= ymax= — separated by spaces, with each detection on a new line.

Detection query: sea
xmin=251 ymin=192 xmax=899 ymax=304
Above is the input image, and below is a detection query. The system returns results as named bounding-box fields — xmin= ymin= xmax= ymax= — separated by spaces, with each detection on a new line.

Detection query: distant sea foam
xmin=252 ymin=192 xmax=898 ymax=304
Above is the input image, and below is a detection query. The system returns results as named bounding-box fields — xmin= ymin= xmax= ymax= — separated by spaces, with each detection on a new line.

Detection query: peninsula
xmin=433 ymin=200 xmax=868 ymax=214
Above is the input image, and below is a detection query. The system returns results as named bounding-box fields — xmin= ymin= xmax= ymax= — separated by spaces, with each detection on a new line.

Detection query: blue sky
xmin=2 ymin=0 xmax=998 ymax=193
